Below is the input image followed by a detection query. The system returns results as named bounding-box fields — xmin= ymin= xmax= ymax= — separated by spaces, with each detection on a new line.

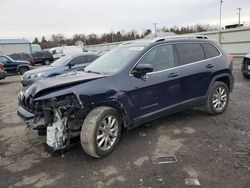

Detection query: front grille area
xmin=18 ymin=91 xmax=34 ymax=111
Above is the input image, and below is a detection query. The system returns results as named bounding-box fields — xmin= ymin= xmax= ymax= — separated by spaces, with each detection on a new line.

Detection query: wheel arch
xmin=17 ymin=64 xmax=30 ymax=71
xmin=88 ymin=101 xmax=133 ymax=128
xmin=207 ymin=73 xmax=233 ymax=96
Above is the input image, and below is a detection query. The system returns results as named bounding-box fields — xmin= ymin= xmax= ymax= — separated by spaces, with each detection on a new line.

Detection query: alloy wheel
xmin=212 ymin=87 xmax=227 ymax=111
xmin=96 ymin=115 xmax=119 ymax=151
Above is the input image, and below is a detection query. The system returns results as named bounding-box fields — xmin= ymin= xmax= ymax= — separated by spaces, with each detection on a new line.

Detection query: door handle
xmin=168 ymin=72 xmax=179 ymax=78
xmin=206 ymin=64 xmax=214 ymax=69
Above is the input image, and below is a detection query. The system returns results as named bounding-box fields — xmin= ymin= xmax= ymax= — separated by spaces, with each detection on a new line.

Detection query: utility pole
xmin=111 ymin=28 xmax=114 ymax=42
xmin=153 ymin=23 xmax=157 ymax=37
xmin=219 ymin=0 xmax=223 ymax=43
xmin=237 ymin=8 xmax=242 ymax=27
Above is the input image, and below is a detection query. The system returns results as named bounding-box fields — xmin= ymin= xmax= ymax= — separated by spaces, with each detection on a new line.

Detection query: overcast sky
xmin=0 ymin=0 xmax=249 ymax=41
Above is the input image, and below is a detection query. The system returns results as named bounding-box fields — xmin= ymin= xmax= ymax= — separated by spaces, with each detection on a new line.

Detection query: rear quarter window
xmin=176 ymin=43 xmax=205 ymax=65
xmin=202 ymin=43 xmax=220 ymax=58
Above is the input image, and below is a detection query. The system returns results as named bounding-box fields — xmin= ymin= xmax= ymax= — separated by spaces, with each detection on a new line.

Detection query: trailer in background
xmin=0 ymin=39 xmax=31 ymax=55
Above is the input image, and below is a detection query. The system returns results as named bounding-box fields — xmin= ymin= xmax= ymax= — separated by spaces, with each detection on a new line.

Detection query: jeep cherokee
xmin=17 ymin=36 xmax=234 ymax=158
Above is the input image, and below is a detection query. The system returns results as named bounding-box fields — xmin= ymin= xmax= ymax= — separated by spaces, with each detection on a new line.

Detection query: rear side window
xmin=22 ymin=54 xmax=30 ymax=59
xmin=176 ymin=43 xmax=205 ymax=65
xmin=202 ymin=43 xmax=220 ymax=58
xmin=138 ymin=44 xmax=175 ymax=72
xmin=9 ymin=54 xmax=19 ymax=60
xmin=70 ymin=56 xmax=87 ymax=65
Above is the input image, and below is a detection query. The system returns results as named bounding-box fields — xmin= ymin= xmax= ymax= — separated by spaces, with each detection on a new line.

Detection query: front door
xmin=126 ymin=44 xmax=182 ymax=119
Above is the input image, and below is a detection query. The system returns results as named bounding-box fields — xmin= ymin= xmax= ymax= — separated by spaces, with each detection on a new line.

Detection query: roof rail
xmin=150 ymin=35 xmax=208 ymax=43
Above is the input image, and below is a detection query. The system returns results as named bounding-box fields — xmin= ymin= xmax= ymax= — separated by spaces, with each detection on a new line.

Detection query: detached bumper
xmin=17 ymin=105 xmax=35 ymax=121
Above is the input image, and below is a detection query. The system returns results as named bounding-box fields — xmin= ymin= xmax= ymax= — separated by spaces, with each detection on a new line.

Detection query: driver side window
xmin=138 ymin=45 xmax=175 ymax=72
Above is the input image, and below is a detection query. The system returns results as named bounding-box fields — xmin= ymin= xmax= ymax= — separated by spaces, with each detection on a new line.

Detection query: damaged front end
xmin=18 ymin=91 xmax=87 ymax=152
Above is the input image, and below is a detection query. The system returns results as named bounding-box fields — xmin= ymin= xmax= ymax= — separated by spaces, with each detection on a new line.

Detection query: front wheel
xmin=81 ymin=106 xmax=122 ymax=158
xmin=18 ymin=66 xmax=29 ymax=74
xmin=205 ymin=81 xmax=229 ymax=115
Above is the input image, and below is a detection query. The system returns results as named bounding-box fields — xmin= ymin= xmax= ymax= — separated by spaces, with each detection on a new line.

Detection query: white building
xmin=0 ymin=39 xmax=32 ymax=55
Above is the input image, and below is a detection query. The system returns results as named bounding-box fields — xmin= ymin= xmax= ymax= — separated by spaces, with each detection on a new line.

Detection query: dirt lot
xmin=0 ymin=61 xmax=250 ymax=188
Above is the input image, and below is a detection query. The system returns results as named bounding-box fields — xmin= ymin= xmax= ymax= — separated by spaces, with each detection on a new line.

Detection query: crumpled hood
xmin=25 ymin=71 xmax=107 ymax=98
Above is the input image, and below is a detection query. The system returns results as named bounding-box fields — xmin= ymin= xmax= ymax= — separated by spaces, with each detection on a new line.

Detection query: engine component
xmin=47 ymin=108 xmax=67 ymax=150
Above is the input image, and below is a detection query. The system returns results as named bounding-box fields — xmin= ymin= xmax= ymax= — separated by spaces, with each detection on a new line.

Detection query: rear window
xmin=176 ymin=43 xmax=205 ymax=65
xmin=202 ymin=43 xmax=220 ymax=58
xmin=9 ymin=54 xmax=20 ymax=60
xmin=22 ymin=54 xmax=30 ymax=59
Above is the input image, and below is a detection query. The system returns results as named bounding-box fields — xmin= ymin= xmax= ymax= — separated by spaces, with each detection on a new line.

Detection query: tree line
xmin=33 ymin=24 xmax=217 ymax=49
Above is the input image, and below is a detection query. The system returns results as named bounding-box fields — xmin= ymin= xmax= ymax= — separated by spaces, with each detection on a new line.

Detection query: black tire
xmin=243 ymin=73 xmax=250 ymax=79
xmin=205 ymin=81 xmax=229 ymax=115
xmin=18 ymin=66 xmax=29 ymax=74
xmin=42 ymin=60 xmax=50 ymax=65
xmin=81 ymin=106 xmax=122 ymax=158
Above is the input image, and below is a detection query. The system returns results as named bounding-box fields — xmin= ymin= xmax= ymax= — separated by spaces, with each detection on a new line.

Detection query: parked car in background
xmin=22 ymin=53 xmax=99 ymax=86
xmin=17 ymin=36 xmax=234 ymax=158
xmin=242 ymin=53 xmax=250 ymax=78
xmin=48 ymin=46 xmax=85 ymax=60
xmin=8 ymin=53 xmax=35 ymax=66
xmin=0 ymin=55 xmax=32 ymax=74
xmin=31 ymin=51 xmax=54 ymax=65
xmin=0 ymin=63 xmax=6 ymax=80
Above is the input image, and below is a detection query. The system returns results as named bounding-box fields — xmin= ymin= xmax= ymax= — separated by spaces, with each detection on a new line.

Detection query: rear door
xmin=176 ymin=43 xmax=210 ymax=102
xmin=127 ymin=44 xmax=182 ymax=118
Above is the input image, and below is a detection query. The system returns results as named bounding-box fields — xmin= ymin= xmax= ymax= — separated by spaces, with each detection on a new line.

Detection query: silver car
xmin=22 ymin=53 xmax=99 ymax=86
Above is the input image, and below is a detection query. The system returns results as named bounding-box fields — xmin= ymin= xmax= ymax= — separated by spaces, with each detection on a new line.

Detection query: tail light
xmin=229 ymin=55 xmax=234 ymax=62
xmin=0 ymin=63 xmax=4 ymax=71
xmin=228 ymin=55 xmax=234 ymax=71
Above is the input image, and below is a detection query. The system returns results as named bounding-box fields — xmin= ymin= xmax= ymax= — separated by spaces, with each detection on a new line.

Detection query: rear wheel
xmin=81 ymin=106 xmax=122 ymax=158
xmin=205 ymin=81 xmax=229 ymax=115
xmin=42 ymin=60 xmax=50 ymax=65
xmin=19 ymin=66 xmax=29 ymax=74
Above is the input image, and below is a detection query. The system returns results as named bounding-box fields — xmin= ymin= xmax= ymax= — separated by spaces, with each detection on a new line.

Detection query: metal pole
xmin=219 ymin=0 xmax=223 ymax=43
xmin=237 ymin=8 xmax=242 ymax=26
xmin=153 ymin=23 xmax=157 ymax=37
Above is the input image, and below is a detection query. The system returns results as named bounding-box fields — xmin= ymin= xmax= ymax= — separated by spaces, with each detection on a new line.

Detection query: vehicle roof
xmin=120 ymin=35 xmax=215 ymax=48
xmin=0 ymin=39 xmax=30 ymax=44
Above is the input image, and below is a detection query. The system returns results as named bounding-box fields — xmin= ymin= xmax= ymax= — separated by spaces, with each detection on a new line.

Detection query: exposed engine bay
xmin=19 ymin=92 xmax=88 ymax=152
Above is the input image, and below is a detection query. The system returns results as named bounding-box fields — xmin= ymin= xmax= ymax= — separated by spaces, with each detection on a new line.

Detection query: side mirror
xmin=131 ymin=64 xmax=153 ymax=77
xmin=66 ymin=63 xmax=74 ymax=69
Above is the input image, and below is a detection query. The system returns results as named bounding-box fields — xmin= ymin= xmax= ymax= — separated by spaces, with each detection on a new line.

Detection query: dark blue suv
xmin=17 ymin=36 xmax=234 ymax=158
xmin=0 ymin=55 xmax=32 ymax=74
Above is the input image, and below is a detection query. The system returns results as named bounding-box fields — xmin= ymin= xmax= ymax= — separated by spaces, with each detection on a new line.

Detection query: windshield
xmin=85 ymin=46 xmax=143 ymax=74
xmin=50 ymin=56 xmax=72 ymax=67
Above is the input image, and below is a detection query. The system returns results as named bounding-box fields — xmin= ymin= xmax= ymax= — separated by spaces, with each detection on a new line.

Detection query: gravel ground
xmin=0 ymin=60 xmax=249 ymax=188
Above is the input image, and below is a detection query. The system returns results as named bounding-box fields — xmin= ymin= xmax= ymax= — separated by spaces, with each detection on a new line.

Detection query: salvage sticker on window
xmin=129 ymin=47 xmax=144 ymax=51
